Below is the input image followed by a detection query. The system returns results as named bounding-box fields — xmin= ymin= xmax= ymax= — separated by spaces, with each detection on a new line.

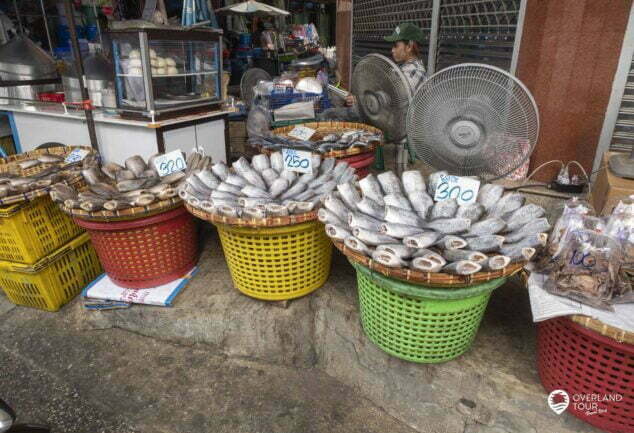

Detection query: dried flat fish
xmin=90 ymin=183 xmax=118 ymax=199
xmin=82 ymin=167 xmax=103 ymax=185
xmin=38 ymin=154 xmax=65 ymax=164
xmin=115 ymin=169 xmax=136 ymax=182
xmin=125 ymin=155 xmax=147 ymax=177
xmin=104 ymin=200 xmax=131 ymax=211
xmin=18 ymin=159 xmax=41 ymax=170
xmin=117 ymin=179 xmax=147 ymax=192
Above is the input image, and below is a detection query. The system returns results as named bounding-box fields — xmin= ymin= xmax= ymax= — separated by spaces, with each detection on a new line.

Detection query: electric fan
xmin=351 ymin=54 xmax=413 ymax=172
xmin=351 ymin=54 xmax=412 ymax=142
xmin=406 ymin=63 xmax=539 ymax=181
xmin=240 ymin=67 xmax=272 ymax=108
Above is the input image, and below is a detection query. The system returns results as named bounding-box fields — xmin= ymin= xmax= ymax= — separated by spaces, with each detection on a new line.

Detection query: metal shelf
xmin=116 ymin=70 xmax=218 ymax=78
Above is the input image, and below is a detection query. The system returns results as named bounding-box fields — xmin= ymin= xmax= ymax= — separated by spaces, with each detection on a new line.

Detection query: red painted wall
xmin=517 ymin=0 xmax=632 ymax=181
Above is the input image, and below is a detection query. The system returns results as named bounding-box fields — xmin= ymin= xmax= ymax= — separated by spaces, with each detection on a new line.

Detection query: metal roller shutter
xmin=352 ymin=0 xmax=434 ymax=68
xmin=436 ymin=0 xmax=520 ymax=72
xmin=351 ymin=0 xmax=521 ymax=73
xmin=610 ymin=55 xmax=634 ymax=152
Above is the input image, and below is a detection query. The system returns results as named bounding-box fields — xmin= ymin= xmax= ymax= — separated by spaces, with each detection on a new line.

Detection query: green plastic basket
xmin=353 ymin=263 xmax=505 ymax=363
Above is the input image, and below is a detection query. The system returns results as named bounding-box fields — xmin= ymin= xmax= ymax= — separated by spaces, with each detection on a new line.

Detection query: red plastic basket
xmin=340 ymin=152 xmax=375 ymax=179
xmin=537 ymin=317 xmax=634 ymax=433
xmin=74 ymin=206 xmax=198 ymax=289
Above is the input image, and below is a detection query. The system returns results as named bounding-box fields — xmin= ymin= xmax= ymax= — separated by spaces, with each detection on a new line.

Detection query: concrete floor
xmin=0 ymin=305 xmax=419 ymax=433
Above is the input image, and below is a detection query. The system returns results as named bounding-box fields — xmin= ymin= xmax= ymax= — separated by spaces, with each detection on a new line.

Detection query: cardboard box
xmin=591 ymin=152 xmax=634 ymax=215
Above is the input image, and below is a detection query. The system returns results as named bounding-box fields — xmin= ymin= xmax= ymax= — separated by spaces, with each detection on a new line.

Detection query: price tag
xmin=282 ymin=148 xmax=313 ymax=174
xmin=433 ymin=174 xmax=481 ymax=205
xmin=64 ymin=148 xmax=90 ymax=164
xmin=153 ymin=150 xmax=187 ymax=177
xmin=287 ymin=126 xmax=316 ymax=141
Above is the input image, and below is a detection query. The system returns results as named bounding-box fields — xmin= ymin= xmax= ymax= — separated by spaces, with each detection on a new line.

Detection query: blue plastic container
xmin=261 ymin=88 xmax=331 ymax=113
xmin=239 ymin=33 xmax=252 ymax=48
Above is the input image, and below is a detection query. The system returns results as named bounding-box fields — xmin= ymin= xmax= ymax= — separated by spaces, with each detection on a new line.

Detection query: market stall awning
xmin=215 ymin=0 xmax=290 ymax=17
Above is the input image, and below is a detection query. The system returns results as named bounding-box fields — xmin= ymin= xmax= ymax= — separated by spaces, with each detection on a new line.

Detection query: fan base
xmin=609 ymin=153 xmax=634 ymax=179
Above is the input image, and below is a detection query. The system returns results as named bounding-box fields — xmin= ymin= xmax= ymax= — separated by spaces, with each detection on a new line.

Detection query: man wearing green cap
xmin=345 ymin=22 xmax=427 ymax=106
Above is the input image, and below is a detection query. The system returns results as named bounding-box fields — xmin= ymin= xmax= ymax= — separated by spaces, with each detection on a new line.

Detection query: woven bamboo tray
xmin=570 ymin=315 xmax=634 ymax=345
xmin=267 ymin=121 xmax=384 ymax=159
xmin=185 ymin=202 xmax=318 ymax=228
xmin=61 ymin=196 xmax=183 ymax=222
xmin=0 ymin=146 xmax=91 ymax=206
xmin=333 ymin=240 xmax=526 ymax=288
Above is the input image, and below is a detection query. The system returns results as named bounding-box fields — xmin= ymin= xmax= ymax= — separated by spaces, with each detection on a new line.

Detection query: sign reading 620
xmin=153 ymin=150 xmax=187 ymax=177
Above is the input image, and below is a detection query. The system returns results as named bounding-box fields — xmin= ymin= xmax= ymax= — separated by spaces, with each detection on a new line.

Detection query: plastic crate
xmin=0 ymin=197 xmax=84 ymax=264
xmin=0 ymin=233 xmax=102 ymax=311
xmin=353 ymin=263 xmax=505 ymax=363
xmin=38 ymin=92 xmax=65 ymax=103
xmin=538 ymin=317 xmax=634 ymax=433
xmin=215 ymin=220 xmax=332 ymax=301
xmin=74 ymin=206 xmax=198 ymax=289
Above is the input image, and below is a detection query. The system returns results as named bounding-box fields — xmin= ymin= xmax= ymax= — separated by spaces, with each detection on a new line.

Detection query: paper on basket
xmin=273 ymin=101 xmax=315 ymax=122
xmin=527 ymin=272 xmax=634 ymax=333
xmin=82 ymin=267 xmax=198 ymax=307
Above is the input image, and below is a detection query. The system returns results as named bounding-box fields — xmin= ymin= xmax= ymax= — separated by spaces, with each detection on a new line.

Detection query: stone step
xmin=64 ymin=229 xmax=601 ymax=433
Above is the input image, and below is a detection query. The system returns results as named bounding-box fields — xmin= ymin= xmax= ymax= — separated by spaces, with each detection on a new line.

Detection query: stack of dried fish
xmin=0 ymin=153 xmax=83 ymax=198
xmin=178 ymin=153 xmax=356 ymax=219
xmin=320 ymin=170 xmax=549 ymax=276
xmin=50 ymin=153 xmax=211 ymax=212
xmin=254 ymin=129 xmax=382 ymax=154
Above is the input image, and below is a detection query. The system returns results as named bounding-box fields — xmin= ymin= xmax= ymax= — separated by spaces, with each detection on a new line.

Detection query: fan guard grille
xmin=352 ymin=54 xmax=412 ymax=142
xmin=407 ymin=63 xmax=539 ymax=181
xmin=240 ymin=68 xmax=272 ymax=108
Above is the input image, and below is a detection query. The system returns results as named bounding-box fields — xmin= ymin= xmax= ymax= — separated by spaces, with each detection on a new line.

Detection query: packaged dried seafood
xmin=545 ymin=229 xmax=622 ymax=310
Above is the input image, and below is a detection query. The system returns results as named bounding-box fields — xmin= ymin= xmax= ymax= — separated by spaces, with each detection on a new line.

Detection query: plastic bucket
xmin=339 ymin=151 xmax=375 ymax=179
xmin=353 ymin=262 xmax=505 ymax=363
xmin=74 ymin=206 xmax=198 ymax=289
xmin=538 ymin=317 xmax=634 ymax=433
xmin=215 ymin=220 xmax=332 ymax=301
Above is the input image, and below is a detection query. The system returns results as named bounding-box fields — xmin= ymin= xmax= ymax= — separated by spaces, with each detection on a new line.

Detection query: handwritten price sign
xmin=282 ymin=148 xmax=313 ymax=174
xmin=64 ymin=148 xmax=90 ymax=164
xmin=287 ymin=126 xmax=316 ymax=141
xmin=433 ymin=174 xmax=480 ymax=205
xmin=153 ymin=150 xmax=187 ymax=177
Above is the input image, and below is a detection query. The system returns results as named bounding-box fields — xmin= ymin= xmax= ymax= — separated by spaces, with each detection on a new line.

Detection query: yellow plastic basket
xmin=215 ymin=220 xmax=333 ymax=301
xmin=0 ymin=197 xmax=84 ymax=264
xmin=0 ymin=233 xmax=102 ymax=311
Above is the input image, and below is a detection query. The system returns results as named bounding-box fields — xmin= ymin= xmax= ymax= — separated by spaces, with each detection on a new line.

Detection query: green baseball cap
xmin=384 ymin=22 xmax=424 ymax=44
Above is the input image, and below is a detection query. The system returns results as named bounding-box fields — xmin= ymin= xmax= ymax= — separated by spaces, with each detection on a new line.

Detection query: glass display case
xmin=109 ymin=27 xmax=223 ymax=120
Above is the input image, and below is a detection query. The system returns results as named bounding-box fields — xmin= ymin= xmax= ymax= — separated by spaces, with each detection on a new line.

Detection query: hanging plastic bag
xmin=545 ymin=229 xmax=622 ymax=311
